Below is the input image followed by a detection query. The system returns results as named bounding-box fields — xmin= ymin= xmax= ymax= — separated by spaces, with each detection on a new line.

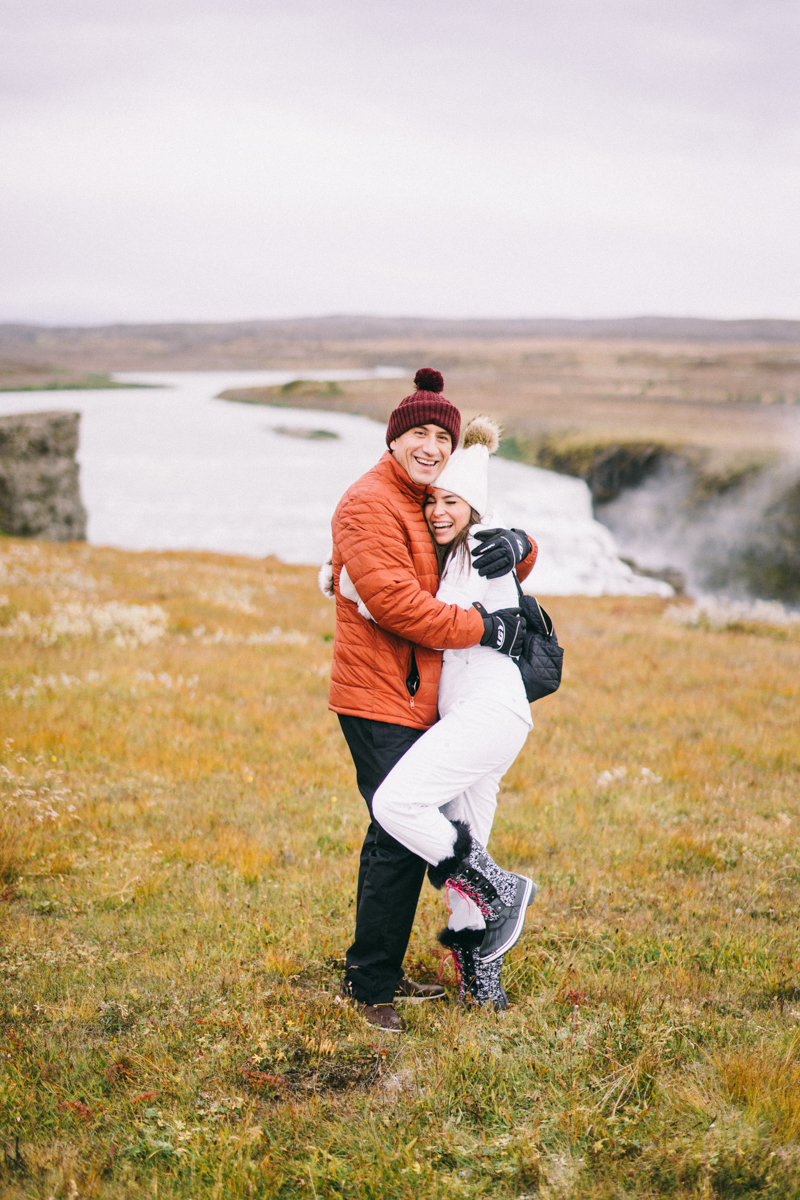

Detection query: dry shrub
xmin=155 ymin=827 xmax=276 ymax=881
xmin=1 ymin=788 xmax=68 ymax=888
xmin=240 ymin=1040 xmax=381 ymax=1095
xmin=260 ymin=948 xmax=306 ymax=979
xmin=715 ymin=1039 xmax=800 ymax=1141
xmin=662 ymin=830 xmax=736 ymax=873
xmin=0 ymin=805 xmax=25 ymax=885
xmin=490 ymin=826 xmax=540 ymax=864
xmin=0 ymin=751 xmax=78 ymax=887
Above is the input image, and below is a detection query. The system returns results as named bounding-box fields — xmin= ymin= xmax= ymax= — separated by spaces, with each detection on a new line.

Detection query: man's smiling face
xmin=389 ymin=424 xmax=452 ymax=485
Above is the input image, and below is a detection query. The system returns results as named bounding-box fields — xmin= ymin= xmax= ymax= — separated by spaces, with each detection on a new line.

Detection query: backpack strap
xmin=513 ymin=570 xmax=553 ymax=637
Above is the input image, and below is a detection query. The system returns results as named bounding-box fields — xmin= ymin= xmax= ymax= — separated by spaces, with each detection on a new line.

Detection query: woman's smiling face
xmin=424 ymin=488 xmax=473 ymax=544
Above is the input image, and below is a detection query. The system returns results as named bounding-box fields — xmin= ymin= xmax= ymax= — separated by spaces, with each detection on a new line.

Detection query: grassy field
xmin=2 ymin=537 xmax=800 ymax=1199
xmin=0 ymin=373 xmax=157 ymax=394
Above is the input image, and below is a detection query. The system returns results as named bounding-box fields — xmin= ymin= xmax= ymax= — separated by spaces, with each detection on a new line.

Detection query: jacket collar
xmin=377 ymin=450 xmax=430 ymax=503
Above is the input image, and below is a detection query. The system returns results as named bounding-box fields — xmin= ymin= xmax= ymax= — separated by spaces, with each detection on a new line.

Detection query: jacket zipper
xmin=406 ymin=647 xmax=420 ymax=710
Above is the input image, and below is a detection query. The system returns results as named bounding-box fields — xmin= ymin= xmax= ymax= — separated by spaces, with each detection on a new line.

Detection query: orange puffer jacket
xmin=329 ymin=452 xmax=538 ymax=730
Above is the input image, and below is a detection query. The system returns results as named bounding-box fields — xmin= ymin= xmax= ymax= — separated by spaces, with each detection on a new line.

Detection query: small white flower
xmin=0 ymin=601 xmax=167 ymax=649
xmin=596 ymin=766 xmax=627 ymax=788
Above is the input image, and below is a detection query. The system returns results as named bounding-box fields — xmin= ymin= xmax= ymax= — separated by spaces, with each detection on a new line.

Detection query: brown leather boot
xmin=395 ymin=975 xmax=446 ymax=1002
xmin=340 ymin=983 xmax=405 ymax=1032
xmin=348 ymin=1000 xmax=404 ymax=1033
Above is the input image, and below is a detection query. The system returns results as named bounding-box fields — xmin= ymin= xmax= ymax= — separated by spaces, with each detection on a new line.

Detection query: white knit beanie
xmin=432 ymin=416 xmax=501 ymax=519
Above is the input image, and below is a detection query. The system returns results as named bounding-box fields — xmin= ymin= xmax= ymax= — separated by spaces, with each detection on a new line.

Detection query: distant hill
xmin=2 ymin=314 xmax=800 ymax=366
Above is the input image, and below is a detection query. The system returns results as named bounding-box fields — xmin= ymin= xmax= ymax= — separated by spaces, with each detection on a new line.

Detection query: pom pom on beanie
xmin=386 ymin=368 xmax=461 ymax=448
xmin=413 ymin=367 xmax=444 ymax=393
xmin=462 ymin=415 xmax=501 ymax=455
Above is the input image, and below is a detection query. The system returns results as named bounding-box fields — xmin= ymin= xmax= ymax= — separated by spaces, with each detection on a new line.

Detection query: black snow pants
xmin=338 ymin=714 xmax=428 ymax=1004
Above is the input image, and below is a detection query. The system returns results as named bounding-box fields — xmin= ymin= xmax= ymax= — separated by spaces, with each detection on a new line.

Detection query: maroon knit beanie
xmin=385 ymin=368 xmax=461 ymax=448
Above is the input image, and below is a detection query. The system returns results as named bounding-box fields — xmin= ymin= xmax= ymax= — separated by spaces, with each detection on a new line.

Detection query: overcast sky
xmin=2 ymin=0 xmax=799 ymax=323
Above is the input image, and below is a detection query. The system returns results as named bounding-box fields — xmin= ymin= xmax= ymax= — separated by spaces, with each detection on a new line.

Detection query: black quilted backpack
xmin=512 ymin=574 xmax=564 ymax=702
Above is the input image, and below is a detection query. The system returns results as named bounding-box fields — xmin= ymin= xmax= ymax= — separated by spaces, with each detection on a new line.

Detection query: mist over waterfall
xmin=596 ymin=425 xmax=800 ymax=605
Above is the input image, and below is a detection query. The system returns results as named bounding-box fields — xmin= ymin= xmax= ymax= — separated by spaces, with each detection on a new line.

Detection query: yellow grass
xmin=1 ymin=537 xmax=800 ymax=1198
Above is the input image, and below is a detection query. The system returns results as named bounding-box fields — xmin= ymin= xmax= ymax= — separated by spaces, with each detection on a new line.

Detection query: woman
xmin=349 ymin=417 xmax=537 ymax=1009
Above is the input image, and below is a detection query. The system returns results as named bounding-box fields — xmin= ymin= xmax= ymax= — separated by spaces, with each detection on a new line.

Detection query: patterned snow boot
xmin=438 ymin=928 xmax=508 ymax=1011
xmin=428 ymin=820 xmax=536 ymax=965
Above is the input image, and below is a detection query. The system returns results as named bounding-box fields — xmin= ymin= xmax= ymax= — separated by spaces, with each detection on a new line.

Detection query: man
xmin=329 ymin=368 xmax=537 ymax=1031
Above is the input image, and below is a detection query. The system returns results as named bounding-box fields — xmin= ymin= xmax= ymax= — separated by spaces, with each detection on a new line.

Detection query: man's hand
xmin=471 ymin=528 xmax=533 ymax=579
xmin=473 ymin=603 xmax=526 ymax=659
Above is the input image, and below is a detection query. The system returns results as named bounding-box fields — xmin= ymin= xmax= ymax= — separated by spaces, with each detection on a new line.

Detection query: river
xmin=0 ymin=370 xmax=669 ymax=596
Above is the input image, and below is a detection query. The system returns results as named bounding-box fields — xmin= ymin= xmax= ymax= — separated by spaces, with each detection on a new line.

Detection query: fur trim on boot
xmin=438 ymin=927 xmax=507 ymax=1010
xmin=438 ymin=926 xmax=484 ymax=952
xmin=438 ymin=927 xmax=483 ymax=1004
xmin=431 ymin=837 xmax=518 ymax=920
xmin=427 ymin=821 xmax=473 ymax=890
xmin=430 ymin=827 xmax=535 ymax=967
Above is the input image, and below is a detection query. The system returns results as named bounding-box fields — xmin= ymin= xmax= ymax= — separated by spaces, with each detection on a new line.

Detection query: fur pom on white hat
xmin=432 ymin=416 xmax=501 ymax=519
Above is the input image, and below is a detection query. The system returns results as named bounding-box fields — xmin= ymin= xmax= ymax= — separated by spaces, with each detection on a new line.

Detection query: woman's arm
xmin=436 ymin=549 xmax=491 ymax=610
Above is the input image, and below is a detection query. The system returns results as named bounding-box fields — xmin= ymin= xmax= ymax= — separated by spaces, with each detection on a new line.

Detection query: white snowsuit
xmin=371 ymin=521 xmax=533 ymax=932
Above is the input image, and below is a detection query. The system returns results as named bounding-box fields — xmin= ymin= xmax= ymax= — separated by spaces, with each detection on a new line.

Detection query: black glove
xmin=473 ymin=603 xmax=526 ymax=659
xmin=471 ymin=528 xmax=533 ymax=579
